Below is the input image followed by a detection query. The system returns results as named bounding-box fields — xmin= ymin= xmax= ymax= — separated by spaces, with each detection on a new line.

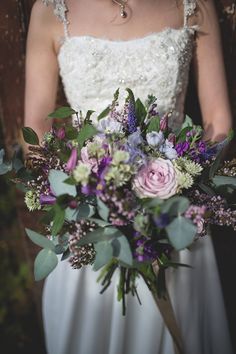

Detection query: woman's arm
xmin=24 ymin=0 xmax=60 ymax=143
xmin=193 ymin=0 xmax=233 ymax=141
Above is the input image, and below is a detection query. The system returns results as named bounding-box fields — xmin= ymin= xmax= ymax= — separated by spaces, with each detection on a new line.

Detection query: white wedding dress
xmin=41 ymin=1 xmax=233 ymax=353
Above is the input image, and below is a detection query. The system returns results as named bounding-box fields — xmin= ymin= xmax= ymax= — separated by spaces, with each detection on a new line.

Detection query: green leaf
xmin=48 ymin=107 xmax=77 ymax=119
xmin=0 ymin=149 xmax=4 ymax=164
xmin=212 ymin=175 xmax=236 ymax=188
xmin=34 ymin=249 xmax=58 ymax=281
xmin=77 ymin=204 xmax=95 ymax=219
xmin=77 ymin=124 xmax=97 ymax=147
xmin=85 ymin=110 xmax=95 ymax=122
xmin=93 ymin=241 xmax=113 ymax=271
xmin=65 ymin=207 xmax=77 ymax=221
xmin=88 ymin=218 xmax=111 ymax=227
xmin=48 ymin=169 xmax=77 ymax=197
xmin=51 ymin=205 xmax=65 ymax=236
xmin=77 ymin=227 xmax=122 ymax=246
xmin=142 ymin=197 xmax=164 ymax=209
xmin=198 ymin=182 xmax=216 ymax=196
xmin=97 ymin=106 xmax=111 ymax=120
xmin=0 ymin=161 xmax=12 ymax=175
xmin=177 ymin=126 xmax=192 ymax=143
xmin=97 ymin=197 xmax=109 ymax=221
xmin=161 ymin=196 xmax=190 ymax=216
xmin=22 ymin=127 xmax=39 ymax=145
xmin=65 ymin=126 xmax=79 ymax=140
xmin=25 ymin=228 xmax=55 ymax=250
xmin=166 ymin=216 xmax=197 ymax=251
xmin=146 ymin=116 xmax=160 ymax=133
xmin=135 ymin=98 xmax=147 ymax=125
xmin=209 ymin=149 xmax=225 ymax=180
xmin=112 ymin=236 xmax=133 ymax=266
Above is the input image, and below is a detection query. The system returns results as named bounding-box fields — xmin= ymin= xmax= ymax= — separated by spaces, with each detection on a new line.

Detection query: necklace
xmin=112 ymin=0 xmax=128 ymax=19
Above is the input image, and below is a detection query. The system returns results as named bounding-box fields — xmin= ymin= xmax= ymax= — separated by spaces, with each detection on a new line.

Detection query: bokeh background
xmin=0 ymin=1 xmax=236 ymax=353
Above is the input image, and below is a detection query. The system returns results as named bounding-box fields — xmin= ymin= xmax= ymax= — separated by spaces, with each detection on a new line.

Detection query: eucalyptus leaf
xmin=161 ymin=196 xmax=190 ymax=216
xmin=34 ymin=249 xmax=58 ymax=281
xmin=93 ymin=241 xmax=113 ymax=271
xmin=61 ymin=248 xmax=71 ymax=261
xmin=65 ymin=207 xmax=77 ymax=221
xmin=212 ymin=175 xmax=236 ymax=188
xmin=97 ymin=197 xmax=109 ymax=221
xmin=76 ymin=204 xmax=95 ymax=220
xmin=112 ymin=236 xmax=133 ymax=266
xmin=77 ymin=227 xmax=122 ymax=246
xmin=0 ymin=149 xmax=4 ymax=164
xmin=198 ymin=182 xmax=216 ymax=196
xmin=48 ymin=169 xmax=77 ymax=197
xmin=166 ymin=216 xmax=197 ymax=251
xmin=25 ymin=228 xmax=55 ymax=251
xmin=48 ymin=107 xmax=77 ymax=119
xmin=22 ymin=127 xmax=39 ymax=145
xmin=88 ymin=218 xmax=111 ymax=227
xmin=0 ymin=162 xmax=12 ymax=175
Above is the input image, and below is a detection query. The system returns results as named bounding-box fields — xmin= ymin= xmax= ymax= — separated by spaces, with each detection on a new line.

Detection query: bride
xmin=24 ymin=0 xmax=233 ymax=353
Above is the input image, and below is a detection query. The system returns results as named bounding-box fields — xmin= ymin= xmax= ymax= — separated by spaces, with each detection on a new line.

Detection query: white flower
xmin=175 ymin=157 xmax=203 ymax=176
xmin=160 ymin=139 xmax=178 ymax=160
xmin=128 ymin=128 xmax=143 ymax=146
xmin=73 ymin=162 xmax=91 ymax=185
xmin=146 ymin=131 xmax=164 ymax=147
xmin=112 ymin=150 xmax=130 ymax=165
xmin=24 ymin=190 xmax=41 ymax=211
xmin=176 ymin=170 xmax=194 ymax=190
xmin=97 ymin=117 xmax=124 ymax=134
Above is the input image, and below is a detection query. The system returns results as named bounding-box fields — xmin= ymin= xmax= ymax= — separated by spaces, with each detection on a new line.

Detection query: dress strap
xmin=183 ymin=0 xmax=198 ymax=27
xmin=42 ymin=0 xmax=69 ymax=38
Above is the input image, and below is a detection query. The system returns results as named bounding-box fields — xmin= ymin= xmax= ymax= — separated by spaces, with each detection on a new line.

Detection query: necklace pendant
xmin=120 ymin=5 xmax=127 ymax=18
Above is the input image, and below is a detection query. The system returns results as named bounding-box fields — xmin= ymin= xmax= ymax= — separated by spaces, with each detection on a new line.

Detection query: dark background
xmin=0 ymin=1 xmax=236 ymax=354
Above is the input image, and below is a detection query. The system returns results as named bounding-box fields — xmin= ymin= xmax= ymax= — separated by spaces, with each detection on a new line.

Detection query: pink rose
xmin=81 ymin=146 xmax=99 ymax=173
xmin=133 ymin=158 xmax=178 ymax=199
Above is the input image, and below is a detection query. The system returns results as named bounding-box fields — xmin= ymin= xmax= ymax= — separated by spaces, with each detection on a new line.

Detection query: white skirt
xmin=42 ymin=236 xmax=233 ymax=354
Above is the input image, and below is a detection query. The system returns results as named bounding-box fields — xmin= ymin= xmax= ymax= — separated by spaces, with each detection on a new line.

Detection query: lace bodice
xmin=43 ymin=0 xmax=198 ymax=130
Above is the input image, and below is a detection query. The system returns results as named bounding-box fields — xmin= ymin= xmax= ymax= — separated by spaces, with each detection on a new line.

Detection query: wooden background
xmin=0 ymin=1 xmax=235 ymax=353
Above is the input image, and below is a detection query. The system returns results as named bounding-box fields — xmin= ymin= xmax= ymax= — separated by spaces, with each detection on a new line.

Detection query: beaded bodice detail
xmin=43 ymin=0 xmax=198 ymax=130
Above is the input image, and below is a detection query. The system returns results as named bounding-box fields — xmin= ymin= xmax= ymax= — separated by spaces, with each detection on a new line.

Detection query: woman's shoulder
xmin=33 ymin=0 xmax=68 ymax=23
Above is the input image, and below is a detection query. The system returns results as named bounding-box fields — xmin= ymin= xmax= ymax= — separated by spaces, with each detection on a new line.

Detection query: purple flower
xmin=97 ymin=156 xmax=112 ymax=177
xmin=65 ymin=148 xmax=78 ymax=172
xmin=56 ymin=127 xmax=66 ymax=140
xmin=160 ymin=114 xmax=168 ymax=131
xmin=39 ymin=194 xmax=56 ymax=205
xmin=175 ymin=141 xmax=190 ymax=156
xmin=153 ymin=213 xmax=170 ymax=228
xmin=127 ymin=100 xmax=137 ymax=134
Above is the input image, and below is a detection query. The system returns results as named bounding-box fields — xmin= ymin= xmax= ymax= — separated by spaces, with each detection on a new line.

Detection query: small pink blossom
xmin=133 ymin=158 xmax=178 ymax=199
xmin=56 ymin=127 xmax=66 ymax=140
xmin=65 ymin=148 xmax=77 ymax=172
xmin=160 ymin=114 xmax=168 ymax=131
xmin=81 ymin=146 xmax=99 ymax=173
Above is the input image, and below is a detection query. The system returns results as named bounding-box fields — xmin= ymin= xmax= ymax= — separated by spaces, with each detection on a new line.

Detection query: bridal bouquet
xmin=1 ymin=89 xmax=236 ymax=313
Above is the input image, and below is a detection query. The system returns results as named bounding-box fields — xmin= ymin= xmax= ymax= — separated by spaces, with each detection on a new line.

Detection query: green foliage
xmin=135 ymin=98 xmax=147 ymax=125
xmin=77 ymin=123 xmax=97 ymax=148
xmin=22 ymin=127 xmax=39 ymax=145
xmin=48 ymin=169 xmax=77 ymax=197
xmin=48 ymin=106 xmax=77 ymax=119
xmin=25 ymin=229 xmax=55 ymax=250
xmin=97 ymin=197 xmax=109 ymax=221
xmin=166 ymin=216 xmax=197 ymax=250
xmin=146 ymin=116 xmax=160 ymax=133
xmin=34 ymin=249 xmax=58 ymax=281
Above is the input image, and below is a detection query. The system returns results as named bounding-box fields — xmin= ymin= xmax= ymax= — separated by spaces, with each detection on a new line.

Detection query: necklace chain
xmin=112 ymin=0 xmax=128 ymax=18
